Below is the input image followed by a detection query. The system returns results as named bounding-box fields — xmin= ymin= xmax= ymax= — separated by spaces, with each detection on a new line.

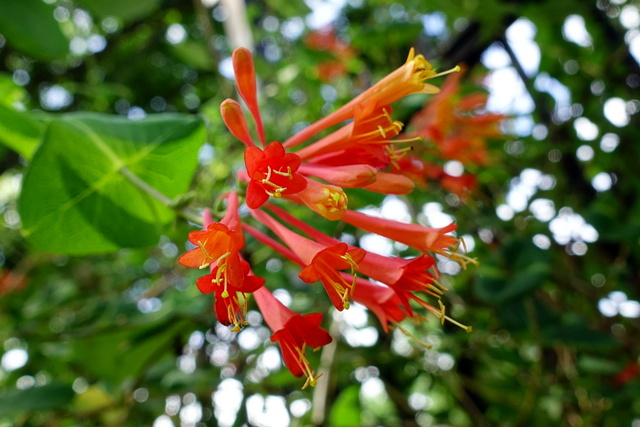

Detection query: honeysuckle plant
xmin=178 ymin=46 xmax=475 ymax=388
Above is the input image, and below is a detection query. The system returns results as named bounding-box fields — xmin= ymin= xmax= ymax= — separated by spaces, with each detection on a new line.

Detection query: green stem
xmin=119 ymin=166 xmax=203 ymax=226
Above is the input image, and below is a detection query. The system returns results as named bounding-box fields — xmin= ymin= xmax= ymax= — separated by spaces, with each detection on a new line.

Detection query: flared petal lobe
xmin=244 ymin=141 xmax=307 ymax=209
xmin=178 ymin=223 xmax=245 ymax=270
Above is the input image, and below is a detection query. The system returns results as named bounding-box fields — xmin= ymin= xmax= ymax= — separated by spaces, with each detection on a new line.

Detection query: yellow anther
xmin=261 ymin=166 xmax=289 ymax=197
xmin=432 ymin=65 xmax=461 ymax=79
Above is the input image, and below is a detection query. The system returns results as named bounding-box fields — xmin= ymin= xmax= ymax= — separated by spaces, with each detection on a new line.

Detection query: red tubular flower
xmin=196 ymin=259 xmax=265 ymax=331
xmin=178 ymin=223 xmax=245 ymax=272
xmin=297 ymin=163 xmax=378 ymax=188
xmin=180 ymin=193 xmax=265 ymax=331
xmin=294 ymin=105 xmax=404 ymax=161
xmin=220 ymin=99 xmax=255 ymax=148
xmin=358 ymin=253 xmax=443 ymax=297
xmin=250 ymin=208 xmax=365 ymax=310
xmin=232 ymin=47 xmax=266 ymax=146
xmin=253 ymin=286 xmax=332 ymax=389
xmin=284 ymin=49 xmax=448 ymax=149
xmin=361 ymin=172 xmax=415 ymax=195
xmin=244 ymin=141 xmax=307 ymax=209
xmin=342 ymin=209 xmax=459 ymax=256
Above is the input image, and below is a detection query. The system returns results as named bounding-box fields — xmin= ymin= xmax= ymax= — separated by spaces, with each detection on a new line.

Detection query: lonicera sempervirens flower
xmin=179 ymin=193 xmax=265 ymax=331
xmin=248 ymin=208 xmax=365 ymax=311
xmin=253 ymin=286 xmax=332 ymax=389
xmin=177 ymin=46 xmax=476 ymax=387
xmin=260 ymin=204 xmax=471 ymax=332
xmin=395 ymin=67 xmax=505 ymax=197
xmin=221 ymin=48 xmax=308 ymax=210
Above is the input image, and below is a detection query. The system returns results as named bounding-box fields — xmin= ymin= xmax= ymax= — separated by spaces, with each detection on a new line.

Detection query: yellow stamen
xmin=386 ymin=145 xmax=414 ymax=168
xmin=296 ymin=344 xmax=323 ymax=389
xmin=261 ymin=165 xmax=292 ymax=198
xmin=413 ymin=297 xmax=473 ymax=333
xmin=435 ymin=239 xmax=479 ymax=270
xmin=391 ymin=322 xmax=432 ymax=349
xmin=432 ymin=65 xmax=461 ymax=79
xmin=228 ymin=294 xmax=249 ymax=332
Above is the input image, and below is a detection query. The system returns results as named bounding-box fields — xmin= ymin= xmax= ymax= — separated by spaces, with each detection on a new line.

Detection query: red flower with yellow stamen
xmin=243 ymin=141 xmax=307 ymax=209
xmin=294 ymin=105 xmax=404 ymax=161
xmin=262 ymin=204 xmax=446 ymax=310
xmin=284 ymin=48 xmax=449 ymax=149
xmin=178 ymin=223 xmax=245 ymax=272
xmin=179 ymin=193 xmax=265 ymax=331
xmin=297 ymin=163 xmax=377 ymax=188
xmin=176 ymin=46 xmax=477 ymax=388
xmin=250 ymin=208 xmax=365 ymax=310
xmin=253 ymin=286 xmax=332 ymax=389
xmin=196 ymin=259 xmax=265 ymax=332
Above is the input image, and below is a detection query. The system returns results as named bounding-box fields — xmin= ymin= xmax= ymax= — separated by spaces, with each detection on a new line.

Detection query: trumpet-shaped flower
xmin=342 ymin=209 xmax=458 ymax=255
xmin=196 ymin=259 xmax=265 ymax=331
xmin=284 ymin=49 xmax=447 ymax=149
xmin=232 ymin=47 xmax=266 ymax=146
xmin=250 ymin=208 xmax=365 ymax=310
xmin=179 ymin=193 xmax=265 ymax=330
xmin=253 ymin=286 xmax=332 ymax=388
xmin=244 ymin=141 xmax=307 ymax=209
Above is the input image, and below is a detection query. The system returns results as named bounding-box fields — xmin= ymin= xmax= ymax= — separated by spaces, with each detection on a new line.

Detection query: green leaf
xmin=0 ymin=104 xmax=46 ymax=159
xmin=19 ymin=113 xmax=205 ymax=255
xmin=329 ymin=385 xmax=362 ymax=427
xmin=76 ymin=0 xmax=163 ymax=23
xmin=0 ymin=0 xmax=68 ymax=61
xmin=72 ymin=318 xmax=188 ymax=384
xmin=0 ymin=383 xmax=74 ymax=416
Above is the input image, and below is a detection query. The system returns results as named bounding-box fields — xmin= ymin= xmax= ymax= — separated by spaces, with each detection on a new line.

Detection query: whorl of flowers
xmin=179 ymin=47 xmax=475 ymax=388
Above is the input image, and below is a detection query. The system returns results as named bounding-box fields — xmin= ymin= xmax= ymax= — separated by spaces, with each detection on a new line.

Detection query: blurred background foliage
xmin=1 ymin=0 xmax=639 ymax=426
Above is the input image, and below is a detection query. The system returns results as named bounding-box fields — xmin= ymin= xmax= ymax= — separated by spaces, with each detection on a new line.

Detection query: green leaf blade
xmin=0 ymin=0 xmax=69 ymax=61
xmin=19 ymin=113 xmax=205 ymax=255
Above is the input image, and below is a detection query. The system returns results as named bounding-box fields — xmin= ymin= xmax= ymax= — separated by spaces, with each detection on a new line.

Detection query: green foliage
xmin=0 ymin=383 xmax=74 ymax=416
xmin=0 ymin=0 xmax=68 ymax=61
xmin=1 ymin=0 xmax=639 ymax=426
xmin=77 ymin=0 xmax=163 ymax=22
xmin=0 ymin=104 xmax=45 ymax=159
xmin=19 ymin=114 xmax=205 ymax=254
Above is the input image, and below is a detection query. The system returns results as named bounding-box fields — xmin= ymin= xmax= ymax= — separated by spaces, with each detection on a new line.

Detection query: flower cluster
xmin=395 ymin=68 xmax=505 ymax=198
xmin=179 ymin=47 xmax=474 ymax=388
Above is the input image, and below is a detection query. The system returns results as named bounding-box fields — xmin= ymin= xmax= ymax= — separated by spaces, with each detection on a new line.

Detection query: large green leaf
xmin=0 ymin=104 xmax=46 ymax=159
xmin=71 ymin=318 xmax=188 ymax=384
xmin=19 ymin=113 xmax=205 ymax=255
xmin=0 ymin=0 xmax=68 ymax=61
xmin=77 ymin=0 xmax=162 ymax=22
xmin=0 ymin=383 xmax=74 ymax=416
